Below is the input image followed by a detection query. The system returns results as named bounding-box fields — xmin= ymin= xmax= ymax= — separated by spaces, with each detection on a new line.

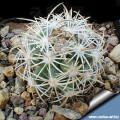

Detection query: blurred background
xmin=0 ymin=0 xmax=120 ymax=23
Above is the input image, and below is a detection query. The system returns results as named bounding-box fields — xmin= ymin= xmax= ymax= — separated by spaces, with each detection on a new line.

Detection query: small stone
xmin=106 ymin=24 xmax=111 ymax=29
xmin=107 ymin=74 xmax=119 ymax=84
xmin=0 ymin=81 xmax=7 ymax=88
xmin=0 ymin=110 xmax=5 ymax=120
xmin=14 ymin=107 xmax=24 ymax=115
xmin=7 ymin=118 xmax=16 ymax=120
xmin=107 ymin=36 xmax=119 ymax=46
xmin=0 ymin=73 xmax=5 ymax=83
xmin=99 ymin=27 xmax=106 ymax=31
xmin=116 ymin=70 xmax=120 ymax=77
xmin=10 ymin=96 xmax=24 ymax=106
xmin=0 ymin=90 xmax=9 ymax=109
xmin=0 ymin=66 xmax=3 ymax=73
xmin=39 ymin=108 xmax=46 ymax=118
xmin=109 ymin=44 xmax=120 ymax=63
xmin=31 ymin=99 xmax=36 ymax=106
xmin=71 ymin=101 xmax=88 ymax=116
xmin=27 ymin=86 xmax=36 ymax=93
xmin=6 ymin=33 xmax=15 ymax=38
xmin=21 ymin=91 xmax=31 ymax=101
xmin=7 ymin=109 xmax=14 ymax=119
xmin=19 ymin=113 xmax=28 ymax=120
xmin=8 ymin=54 xmax=16 ymax=64
xmin=104 ymin=57 xmax=116 ymax=74
xmin=24 ymin=100 xmax=31 ymax=107
xmin=54 ymin=113 xmax=67 ymax=120
xmin=107 ymin=44 xmax=114 ymax=52
xmin=16 ymin=66 xmax=24 ymax=79
xmin=10 ymin=36 xmax=21 ymax=47
xmin=44 ymin=111 xmax=54 ymax=120
xmin=94 ymin=87 xmax=102 ymax=94
xmin=29 ymin=116 xmax=43 ymax=120
xmin=0 ymin=26 xmax=9 ymax=37
xmin=3 ymin=66 xmax=14 ymax=78
xmin=105 ymin=81 xmax=111 ymax=90
xmin=12 ymin=29 xmax=24 ymax=35
xmin=0 ymin=52 xmax=7 ymax=61
xmin=15 ymin=78 xmax=25 ymax=94
xmin=52 ymin=105 xmax=81 ymax=120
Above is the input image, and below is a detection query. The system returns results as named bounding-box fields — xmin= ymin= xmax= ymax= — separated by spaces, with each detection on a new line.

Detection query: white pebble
xmin=0 ymin=110 xmax=5 ymax=120
xmin=109 ymin=44 xmax=120 ymax=63
xmin=0 ymin=26 xmax=9 ymax=37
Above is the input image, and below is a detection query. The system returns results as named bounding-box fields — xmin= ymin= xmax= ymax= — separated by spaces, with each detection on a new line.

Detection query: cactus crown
xmin=12 ymin=3 xmax=105 ymax=103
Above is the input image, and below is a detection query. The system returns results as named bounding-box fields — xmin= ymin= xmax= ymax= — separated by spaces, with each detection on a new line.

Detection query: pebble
xmin=51 ymin=105 xmax=81 ymax=120
xmin=14 ymin=107 xmax=24 ymax=115
xmin=10 ymin=96 xmax=24 ymax=106
xmin=21 ymin=91 xmax=31 ymax=101
xmin=24 ymin=100 xmax=31 ymax=107
xmin=0 ymin=52 xmax=7 ymax=61
xmin=15 ymin=78 xmax=25 ymax=94
xmin=3 ymin=66 xmax=14 ymax=78
xmin=107 ymin=36 xmax=119 ymax=46
xmin=15 ymin=66 xmax=24 ymax=79
xmin=1 ymin=37 xmax=11 ymax=48
xmin=116 ymin=70 xmax=120 ymax=77
xmin=70 ymin=101 xmax=88 ymax=116
xmin=0 ymin=81 xmax=7 ymax=88
xmin=7 ymin=110 xmax=14 ymax=119
xmin=0 ymin=110 xmax=5 ymax=120
xmin=7 ymin=118 xmax=16 ymax=120
xmin=94 ymin=87 xmax=102 ymax=94
xmin=99 ymin=27 xmax=106 ymax=31
xmin=19 ymin=113 xmax=28 ymax=120
xmin=27 ymin=86 xmax=36 ymax=93
xmin=0 ymin=90 xmax=9 ymax=109
xmin=105 ymin=81 xmax=111 ymax=90
xmin=39 ymin=108 xmax=46 ymax=118
xmin=0 ymin=26 xmax=9 ymax=37
xmin=12 ymin=29 xmax=24 ymax=35
xmin=10 ymin=36 xmax=21 ymax=47
xmin=8 ymin=54 xmax=16 ymax=64
xmin=107 ymin=74 xmax=119 ymax=84
xmin=31 ymin=99 xmax=36 ymax=106
xmin=29 ymin=116 xmax=43 ymax=120
xmin=54 ymin=113 xmax=67 ymax=120
xmin=0 ymin=73 xmax=5 ymax=83
xmin=104 ymin=57 xmax=116 ymax=74
xmin=44 ymin=111 xmax=54 ymax=120
xmin=106 ymin=24 xmax=111 ymax=29
xmin=109 ymin=44 xmax=120 ymax=63
xmin=6 ymin=33 xmax=15 ymax=38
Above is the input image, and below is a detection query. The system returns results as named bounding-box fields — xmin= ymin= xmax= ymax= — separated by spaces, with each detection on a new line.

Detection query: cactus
xmin=11 ymin=3 xmax=105 ymax=103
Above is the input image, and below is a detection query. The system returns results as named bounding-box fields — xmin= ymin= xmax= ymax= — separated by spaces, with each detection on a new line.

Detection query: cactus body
xmin=13 ymin=4 xmax=105 ymax=103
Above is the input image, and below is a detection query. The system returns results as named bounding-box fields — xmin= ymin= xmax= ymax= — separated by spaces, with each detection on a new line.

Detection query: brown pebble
xmin=54 ymin=113 xmax=68 ymax=120
xmin=8 ymin=54 xmax=16 ymax=64
xmin=71 ymin=101 xmax=88 ymax=116
xmin=105 ymin=81 xmax=111 ymax=90
xmin=21 ymin=91 xmax=31 ymax=101
xmin=14 ymin=107 xmax=24 ymax=115
xmin=27 ymin=86 xmax=36 ymax=93
xmin=3 ymin=66 xmax=14 ymax=78
xmin=0 ymin=52 xmax=7 ymax=61
xmin=0 ymin=90 xmax=9 ymax=109
xmin=0 ymin=73 xmax=5 ymax=83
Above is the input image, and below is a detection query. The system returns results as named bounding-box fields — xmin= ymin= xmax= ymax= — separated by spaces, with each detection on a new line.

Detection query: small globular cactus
xmin=11 ymin=3 xmax=105 ymax=103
